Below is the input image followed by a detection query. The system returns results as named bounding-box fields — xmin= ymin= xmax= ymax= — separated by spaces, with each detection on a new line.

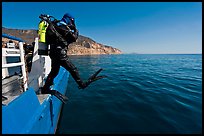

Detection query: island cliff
xmin=2 ymin=27 xmax=122 ymax=55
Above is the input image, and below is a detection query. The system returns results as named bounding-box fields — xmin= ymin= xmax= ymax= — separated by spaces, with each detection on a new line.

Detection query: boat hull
xmin=2 ymin=67 xmax=69 ymax=134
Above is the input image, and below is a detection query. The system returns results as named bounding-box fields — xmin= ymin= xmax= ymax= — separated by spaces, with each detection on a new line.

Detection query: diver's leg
xmin=61 ymin=58 xmax=87 ymax=89
xmin=58 ymin=48 xmax=86 ymax=89
xmin=60 ymin=54 xmax=106 ymax=89
xmin=59 ymin=47 xmax=106 ymax=89
xmin=41 ymin=58 xmax=60 ymax=93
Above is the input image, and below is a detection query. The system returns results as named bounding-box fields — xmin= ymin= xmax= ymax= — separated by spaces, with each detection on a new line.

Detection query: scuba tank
xmin=38 ymin=19 xmax=49 ymax=55
xmin=38 ymin=14 xmax=72 ymax=55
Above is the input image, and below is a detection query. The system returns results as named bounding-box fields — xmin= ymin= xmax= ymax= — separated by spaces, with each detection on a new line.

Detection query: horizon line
xmin=123 ymin=53 xmax=202 ymax=55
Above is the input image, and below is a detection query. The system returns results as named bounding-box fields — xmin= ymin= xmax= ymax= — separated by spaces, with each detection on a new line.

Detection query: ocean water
xmin=55 ymin=54 xmax=202 ymax=134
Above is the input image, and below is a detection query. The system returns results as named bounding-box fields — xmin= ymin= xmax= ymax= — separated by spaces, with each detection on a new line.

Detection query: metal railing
xmin=2 ymin=34 xmax=28 ymax=91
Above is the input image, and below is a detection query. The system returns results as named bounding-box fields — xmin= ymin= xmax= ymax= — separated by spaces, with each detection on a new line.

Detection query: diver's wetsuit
xmin=42 ymin=20 xmax=87 ymax=93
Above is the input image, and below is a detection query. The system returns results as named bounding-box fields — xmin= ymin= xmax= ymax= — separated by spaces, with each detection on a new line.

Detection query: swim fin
xmin=78 ymin=68 xmax=107 ymax=89
xmin=88 ymin=68 xmax=103 ymax=81
xmin=50 ymin=90 xmax=68 ymax=104
xmin=84 ymin=75 xmax=107 ymax=89
xmin=40 ymin=87 xmax=68 ymax=104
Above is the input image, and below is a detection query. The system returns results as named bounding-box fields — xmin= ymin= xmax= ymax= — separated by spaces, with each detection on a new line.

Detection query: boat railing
xmin=2 ymin=34 xmax=28 ymax=91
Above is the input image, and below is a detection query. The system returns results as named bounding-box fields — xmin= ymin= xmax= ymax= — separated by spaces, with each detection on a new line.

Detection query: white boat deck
xmin=2 ymin=75 xmax=23 ymax=105
xmin=2 ymin=75 xmax=49 ymax=105
xmin=2 ymin=36 xmax=51 ymax=105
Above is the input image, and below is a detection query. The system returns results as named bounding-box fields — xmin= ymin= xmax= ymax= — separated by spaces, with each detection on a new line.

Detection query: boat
xmin=2 ymin=33 xmax=69 ymax=134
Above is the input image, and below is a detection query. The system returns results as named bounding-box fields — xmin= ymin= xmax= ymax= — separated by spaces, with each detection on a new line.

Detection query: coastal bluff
xmin=2 ymin=27 xmax=122 ymax=55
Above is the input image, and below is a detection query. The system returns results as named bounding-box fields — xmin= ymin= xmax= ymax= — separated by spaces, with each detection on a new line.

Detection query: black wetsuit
xmin=42 ymin=20 xmax=86 ymax=93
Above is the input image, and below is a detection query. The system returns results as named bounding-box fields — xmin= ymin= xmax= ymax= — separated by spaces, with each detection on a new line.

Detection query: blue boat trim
xmin=2 ymin=33 xmax=24 ymax=42
xmin=2 ymin=66 xmax=69 ymax=134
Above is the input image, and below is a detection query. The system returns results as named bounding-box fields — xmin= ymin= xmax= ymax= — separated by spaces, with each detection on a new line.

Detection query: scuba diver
xmin=38 ymin=13 xmax=106 ymax=103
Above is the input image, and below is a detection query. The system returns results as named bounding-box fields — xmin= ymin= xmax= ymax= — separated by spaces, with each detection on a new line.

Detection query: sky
xmin=2 ymin=2 xmax=202 ymax=54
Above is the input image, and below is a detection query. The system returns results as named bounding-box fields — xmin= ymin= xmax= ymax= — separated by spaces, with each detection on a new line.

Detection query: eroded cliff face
xmin=2 ymin=27 xmax=122 ymax=55
xmin=68 ymin=35 xmax=122 ymax=55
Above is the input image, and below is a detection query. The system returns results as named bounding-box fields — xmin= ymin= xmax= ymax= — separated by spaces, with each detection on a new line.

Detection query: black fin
xmin=50 ymin=90 xmax=68 ymax=104
xmin=78 ymin=69 xmax=107 ymax=89
xmin=85 ymin=75 xmax=107 ymax=87
xmin=88 ymin=68 xmax=103 ymax=81
xmin=88 ymin=75 xmax=107 ymax=82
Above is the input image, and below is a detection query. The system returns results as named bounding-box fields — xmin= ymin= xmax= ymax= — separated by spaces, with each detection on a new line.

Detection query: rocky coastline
xmin=2 ymin=27 xmax=122 ymax=55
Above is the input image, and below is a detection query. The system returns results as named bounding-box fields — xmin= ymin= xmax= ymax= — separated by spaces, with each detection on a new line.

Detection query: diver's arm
xmin=66 ymin=25 xmax=79 ymax=42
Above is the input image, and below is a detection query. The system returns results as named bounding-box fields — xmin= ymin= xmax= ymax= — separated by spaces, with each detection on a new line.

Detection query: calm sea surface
xmin=56 ymin=54 xmax=201 ymax=134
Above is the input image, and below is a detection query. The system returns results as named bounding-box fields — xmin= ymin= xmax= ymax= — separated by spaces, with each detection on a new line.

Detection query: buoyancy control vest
xmin=38 ymin=20 xmax=49 ymax=55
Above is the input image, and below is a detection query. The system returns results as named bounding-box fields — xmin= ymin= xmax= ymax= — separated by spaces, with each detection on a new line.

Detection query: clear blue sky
xmin=2 ymin=2 xmax=202 ymax=54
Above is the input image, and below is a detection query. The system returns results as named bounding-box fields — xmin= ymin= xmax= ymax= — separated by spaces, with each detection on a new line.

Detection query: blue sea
xmin=56 ymin=54 xmax=202 ymax=134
